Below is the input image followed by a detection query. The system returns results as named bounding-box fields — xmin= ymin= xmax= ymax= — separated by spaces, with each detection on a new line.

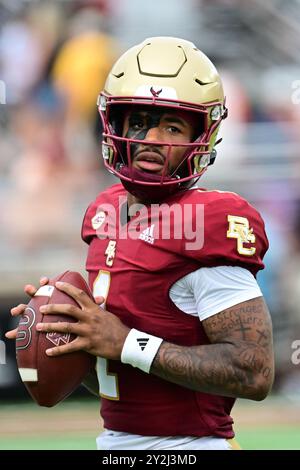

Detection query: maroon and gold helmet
xmin=98 ymin=36 xmax=227 ymax=199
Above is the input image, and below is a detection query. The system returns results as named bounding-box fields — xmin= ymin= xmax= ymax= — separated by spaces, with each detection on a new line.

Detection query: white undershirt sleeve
xmin=169 ymin=265 xmax=263 ymax=322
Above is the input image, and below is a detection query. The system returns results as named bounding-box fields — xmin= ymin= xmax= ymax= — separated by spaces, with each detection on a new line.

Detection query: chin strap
xmin=119 ymin=166 xmax=184 ymax=202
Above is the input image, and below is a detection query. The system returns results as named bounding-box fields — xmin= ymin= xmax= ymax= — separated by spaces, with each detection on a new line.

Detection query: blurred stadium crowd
xmin=1 ymin=0 xmax=300 ymax=400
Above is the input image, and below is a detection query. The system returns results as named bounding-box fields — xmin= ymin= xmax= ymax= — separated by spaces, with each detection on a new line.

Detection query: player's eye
xmin=167 ymin=125 xmax=182 ymax=134
xmin=129 ymin=117 xmax=145 ymax=130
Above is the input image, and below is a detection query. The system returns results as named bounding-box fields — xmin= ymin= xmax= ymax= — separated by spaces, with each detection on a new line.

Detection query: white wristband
xmin=121 ymin=328 xmax=163 ymax=374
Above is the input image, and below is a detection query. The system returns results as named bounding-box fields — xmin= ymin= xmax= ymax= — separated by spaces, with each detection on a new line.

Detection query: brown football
xmin=16 ymin=271 xmax=96 ymax=407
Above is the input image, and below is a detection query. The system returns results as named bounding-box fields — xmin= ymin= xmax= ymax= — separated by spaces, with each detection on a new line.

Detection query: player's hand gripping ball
xmin=16 ymin=271 xmax=96 ymax=407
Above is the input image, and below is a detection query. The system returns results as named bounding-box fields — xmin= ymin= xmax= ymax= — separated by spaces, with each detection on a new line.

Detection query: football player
xmin=7 ymin=37 xmax=274 ymax=450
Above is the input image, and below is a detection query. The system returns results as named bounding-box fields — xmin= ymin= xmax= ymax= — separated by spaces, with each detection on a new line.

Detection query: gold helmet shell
xmin=98 ymin=37 xmax=227 ymax=197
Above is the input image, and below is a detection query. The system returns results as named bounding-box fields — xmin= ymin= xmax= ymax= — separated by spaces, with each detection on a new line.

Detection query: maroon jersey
xmin=82 ymin=184 xmax=268 ymax=437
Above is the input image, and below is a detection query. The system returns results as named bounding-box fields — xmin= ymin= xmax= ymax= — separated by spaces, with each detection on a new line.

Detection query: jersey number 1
xmin=93 ymin=271 xmax=119 ymax=400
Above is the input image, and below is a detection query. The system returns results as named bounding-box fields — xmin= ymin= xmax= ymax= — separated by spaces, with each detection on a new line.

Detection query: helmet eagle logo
xmin=150 ymin=86 xmax=163 ymax=97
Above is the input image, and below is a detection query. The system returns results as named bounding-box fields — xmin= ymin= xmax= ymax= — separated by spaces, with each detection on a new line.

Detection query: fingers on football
xmin=55 ymin=282 xmax=92 ymax=308
xmin=94 ymin=296 xmax=105 ymax=305
xmin=24 ymin=277 xmax=48 ymax=297
xmin=40 ymin=303 xmax=85 ymax=320
xmin=46 ymin=337 xmax=85 ymax=357
xmin=5 ymin=328 xmax=18 ymax=339
xmin=36 ymin=320 xmax=79 ymax=336
xmin=10 ymin=303 xmax=27 ymax=316
xmin=24 ymin=284 xmax=37 ymax=296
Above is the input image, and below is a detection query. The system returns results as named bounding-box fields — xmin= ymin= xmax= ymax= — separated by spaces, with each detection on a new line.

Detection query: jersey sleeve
xmin=81 ymin=184 xmax=125 ymax=245
xmin=182 ymin=193 xmax=269 ymax=277
xmin=189 ymin=266 xmax=263 ymax=320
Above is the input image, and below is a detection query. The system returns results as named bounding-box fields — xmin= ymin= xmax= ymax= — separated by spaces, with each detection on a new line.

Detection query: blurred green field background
xmin=1 ymin=395 xmax=299 ymax=450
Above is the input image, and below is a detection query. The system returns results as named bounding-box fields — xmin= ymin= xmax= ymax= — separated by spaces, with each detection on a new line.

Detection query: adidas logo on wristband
xmin=136 ymin=338 xmax=149 ymax=351
xmin=121 ymin=329 xmax=163 ymax=373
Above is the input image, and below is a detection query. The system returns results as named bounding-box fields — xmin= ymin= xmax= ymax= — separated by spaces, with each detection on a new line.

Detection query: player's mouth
xmin=133 ymin=151 xmax=165 ymax=173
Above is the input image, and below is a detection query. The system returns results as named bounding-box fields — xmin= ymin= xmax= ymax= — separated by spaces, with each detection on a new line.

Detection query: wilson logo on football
xmin=16 ymin=307 xmax=36 ymax=350
xmin=46 ymin=330 xmax=71 ymax=347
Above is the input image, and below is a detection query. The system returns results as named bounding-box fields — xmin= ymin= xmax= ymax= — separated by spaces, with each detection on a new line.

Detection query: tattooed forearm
xmin=151 ymin=297 xmax=274 ymax=400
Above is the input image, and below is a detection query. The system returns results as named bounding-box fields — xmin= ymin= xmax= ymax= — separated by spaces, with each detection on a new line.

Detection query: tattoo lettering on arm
xmin=151 ymin=296 xmax=274 ymax=400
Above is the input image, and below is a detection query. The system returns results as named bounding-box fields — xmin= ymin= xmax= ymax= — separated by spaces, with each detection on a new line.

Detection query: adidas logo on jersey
xmin=139 ymin=224 xmax=155 ymax=244
xmin=137 ymin=338 xmax=149 ymax=351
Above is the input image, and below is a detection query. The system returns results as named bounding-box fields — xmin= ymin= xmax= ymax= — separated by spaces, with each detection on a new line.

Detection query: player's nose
xmin=144 ymin=126 xmax=162 ymax=142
